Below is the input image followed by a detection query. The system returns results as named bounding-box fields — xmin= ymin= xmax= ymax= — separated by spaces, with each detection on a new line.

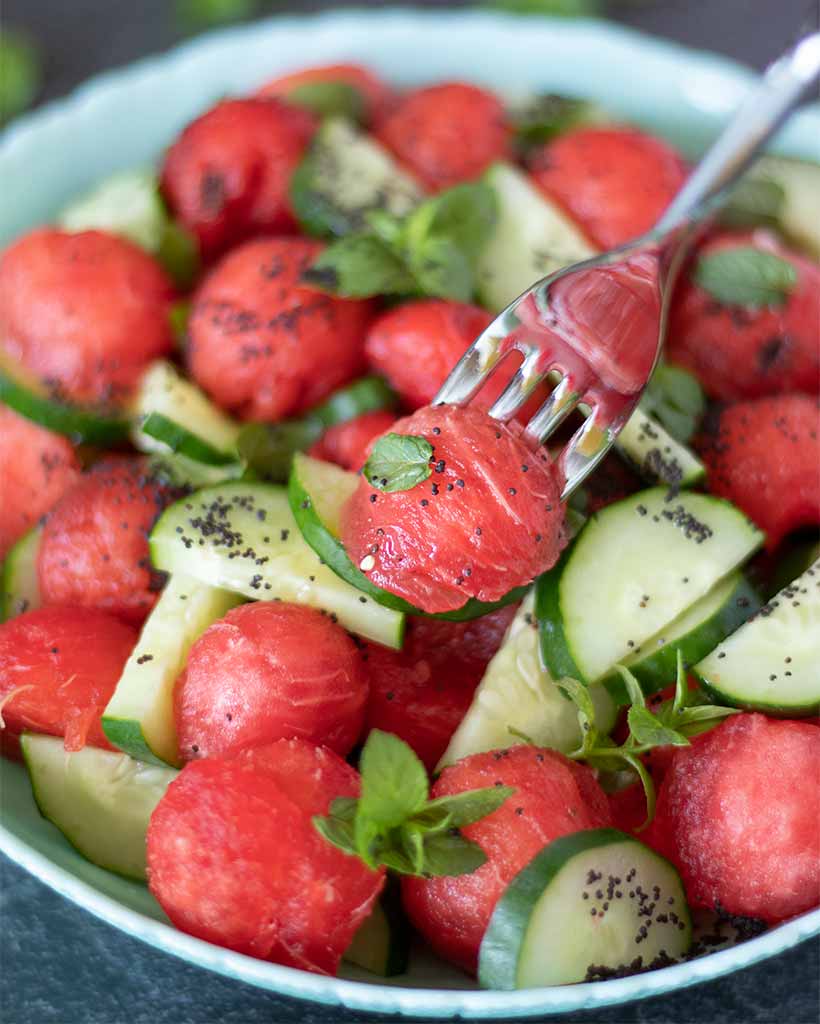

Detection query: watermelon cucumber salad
xmin=1 ymin=62 xmax=819 ymax=990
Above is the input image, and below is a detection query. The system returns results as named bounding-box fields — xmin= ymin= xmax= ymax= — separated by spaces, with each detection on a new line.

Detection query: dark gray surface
xmin=2 ymin=2 xmax=819 ymax=1022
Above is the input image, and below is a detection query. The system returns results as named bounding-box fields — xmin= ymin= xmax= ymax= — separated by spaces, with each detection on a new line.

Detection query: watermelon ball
xmin=0 ymin=405 xmax=80 ymax=560
xmin=0 ymin=228 xmax=175 ymax=407
xmin=374 ymin=82 xmax=512 ymax=192
xmin=160 ymin=98 xmax=315 ymax=258
xmin=697 ymin=394 xmax=820 ymax=550
xmin=0 ymin=606 xmax=137 ymax=753
xmin=174 ymin=601 xmax=368 ymax=761
xmin=309 ymin=409 xmax=397 ymax=472
xmin=363 ymin=606 xmax=516 ymax=771
xmin=341 ymin=403 xmax=566 ymax=614
xmin=653 ymin=713 xmax=820 ymax=923
xmin=667 ymin=232 xmax=820 ymax=401
xmin=37 ymin=457 xmax=177 ymax=625
xmin=256 ymin=63 xmax=394 ymax=124
xmin=187 ymin=237 xmax=373 ymax=422
xmin=401 ymin=745 xmax=611 ymax=973
xmin=529 ymin=126 xmax=688 ymax=249
xmin=146 ymin=738 xmax=385 ymax=974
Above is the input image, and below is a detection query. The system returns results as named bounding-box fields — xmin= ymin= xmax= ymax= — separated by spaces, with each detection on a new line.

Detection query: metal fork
xmin=433 ymin=30 xmax=820 ymax=499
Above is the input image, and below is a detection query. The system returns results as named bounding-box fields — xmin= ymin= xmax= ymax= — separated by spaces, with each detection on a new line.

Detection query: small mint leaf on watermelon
xmin=312 ymin=730 xmax=513 ymax=877
xmin=359 ymin=729 xmax=429 ymax=827
xmin=641 ymin=364 xmax=706 ymax=444
xmin=720 ymin=176 xmax=785 ymax=230
xmin=364 ymin=433 xmax=434 ymax=493
xmin=285 ymin=81 xmax=367 ymax=121
xmin=693 ymin=246 xmax=796 ymax=308
xmin=302 ymin=235 xmax=417 ymax=298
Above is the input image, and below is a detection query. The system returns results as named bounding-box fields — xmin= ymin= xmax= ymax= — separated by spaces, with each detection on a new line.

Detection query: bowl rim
xmin=2 ymin=7 xmax=819 ymax=1018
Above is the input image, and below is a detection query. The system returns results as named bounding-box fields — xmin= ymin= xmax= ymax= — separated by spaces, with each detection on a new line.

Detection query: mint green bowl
xmin=1 ymin=9 xmax=819 ymax=1017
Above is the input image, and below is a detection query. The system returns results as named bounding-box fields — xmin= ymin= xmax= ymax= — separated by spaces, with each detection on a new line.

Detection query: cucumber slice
xmin=479 ymin=828 xmax=691 ymax=989
xmin=1 ymin=524 xmax=42 ymax=621
xmin=615 ymin=409 xmax=705 ymax=489
xmin=343 ymin=880 xmax=410 ymax=977
xmin=20 ymin=733 xmax=176 ymax=881
xmin=694 ymin=558 xmax=820 ymax=714
xmin=476 ymin=162 xmax=596 ymax=312
xmin=290 ymin=116 xmax=423 ymax=238
xmin=755 ymin=156 xmax=820 ymax=259
xmin=131 ymin=361 xmax=241 ymax=466
xmin=289 ymin=453 xmax=527 ymax=622
xmin=149 ymin=482 xmax=405 ymax=649
xmin=58 ymin=169 xmax=200 ymax=287
xmin=439 ymin=593 xmax=616 ymax=769
xmin=102 ymin=575 xmax=242 ymax=766
xmin=0 ymin=349 xmax=129 ymax=445
xmin=600 ymin=572 xmax=761 ymax=703
xmin=537 ymin=488 xmax=764 ymax=683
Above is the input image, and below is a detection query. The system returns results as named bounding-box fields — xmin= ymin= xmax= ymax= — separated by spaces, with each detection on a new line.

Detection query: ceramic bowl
xmin=1 ymin=8 xmax=819 ymax=1018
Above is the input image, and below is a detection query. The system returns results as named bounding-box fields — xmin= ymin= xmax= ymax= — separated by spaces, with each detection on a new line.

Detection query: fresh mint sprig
xmin=302 ymin=182 xmax=497 ymax=303
xmin=558 ymin=651 xmax=738 ymax=829
xmin=313 ymin=730 xmax=514 ymax=877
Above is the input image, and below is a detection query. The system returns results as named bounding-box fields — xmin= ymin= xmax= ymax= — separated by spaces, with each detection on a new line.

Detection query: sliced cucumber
xmin=615 ymin=408 xmax=705 ymax=489
xmin=131 ymin=361 xmax=241 ymax=466
xmin=102 ymin=575 xmax=242 ymax=766
xmin=1 ymin=524 xmax=42 ymax=621
xmin=289 ymin=453 xmax=527 ymax=622
xmin=755 ymin=156 xmax=820 ymax=259
xmin=479 ymin=828 xmax=691 ymax=989
xmin=476 ymin=162 xmax=596 ymax=312
xmin=600 ymin=571 xmax=760 ymax=703
xmin=537 ymin=488 xmax=764 ymax=683
xmin=58 ymin=169 xmax=200 ymax=287
xmin=290 ymin=116 xmax=423 ymax=238
xmin=21 ymin=733 xmax=176 ymax=881
xmin=149 ymin=482 xmax=405 ymax=649
xmin=343 ymin=880 xmax=410 ymax=977
xmin=439 ymin=593 xmax=616 ymax=769
xmin=0 ymin=349 xmax=129 ymax=445
xmin=694 ymin=558 xmax=820 ymax=714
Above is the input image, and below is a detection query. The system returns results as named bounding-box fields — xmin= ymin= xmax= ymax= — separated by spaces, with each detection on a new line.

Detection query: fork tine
xmin=432 ymin=332 xmax=504 ymax=406
xmin=486 ymin=347 xmax=543 ymax=422
xmin=559 ymin=407 xmax=612 ymax=499
xmin=521 ymin=374 xmax=580 ymax=447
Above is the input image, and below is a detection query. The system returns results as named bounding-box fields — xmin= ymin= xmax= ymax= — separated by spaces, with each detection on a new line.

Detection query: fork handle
xmin=656 ymin=30 xmax=820 ymax=232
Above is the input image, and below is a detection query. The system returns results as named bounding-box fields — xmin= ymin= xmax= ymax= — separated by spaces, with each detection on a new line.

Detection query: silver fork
xmin=433 ymin=30 xmax=820 ymax=500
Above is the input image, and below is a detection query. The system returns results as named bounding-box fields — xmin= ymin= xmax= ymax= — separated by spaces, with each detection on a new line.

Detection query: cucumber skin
xmin=600 ymin=575 xmax=762 ymax=704
xmin=0 ymin=365 xmax=129 ymax=445
xmin=478 ymin=828 xmax=691 ymax=991
xmin=101 ymin=717 xmax=177 ymax=769
xmin=0 ymin=525 xmax=42 ymax=622
xmin=695 ymin=672 xmax=820 ymax=717
xmin=140 ymin=411 xmax=238 ymax=466
xmin=288 ymin=459 xmax=528 ymax=623
xmin=535 ymin=547 xmax=586 ymax=682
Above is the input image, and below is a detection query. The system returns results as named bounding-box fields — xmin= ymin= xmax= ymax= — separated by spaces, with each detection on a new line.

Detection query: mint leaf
xmin=509 ymin=94 xmax=596 ymax=152
xmin=418 ymin=832 xmax=487 ymax=877
xmin=423 ymin=786 xmax=516 ymax=828
xmin=285 ymin=81 xmax=366 ymax=122
xmin=406 ymin=183 xmax=497 ymax=259
xmin=614 ymin=665 xmax=646 ymax=709
xmin=237 ymin=419 xmax=324 ymax=483
xmin=720 ymin=176 xmax=785 ymax=230
xmin=364 ymin=433 xmax=434 ymax=493
xmin=642 ymin=364 xmax=706 ymax=444
xmin=410 ymin=235 xmax=474 ymax=303
xmin=694 ymin=246 xmax=796 ymax=308
xmin=359 ymin=729 xmax=428 ymax=828
xmin=303 ymin=235 xmax=416 ymax=298
xmin=627 ymin=705 xmax=690 ymax=749
xmin=312 ymin=796 xmax=358 ymax=856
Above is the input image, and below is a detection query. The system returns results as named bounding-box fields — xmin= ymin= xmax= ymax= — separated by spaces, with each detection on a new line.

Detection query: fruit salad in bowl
xmin=1 ymin=11 xmax=818 ymax=1015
